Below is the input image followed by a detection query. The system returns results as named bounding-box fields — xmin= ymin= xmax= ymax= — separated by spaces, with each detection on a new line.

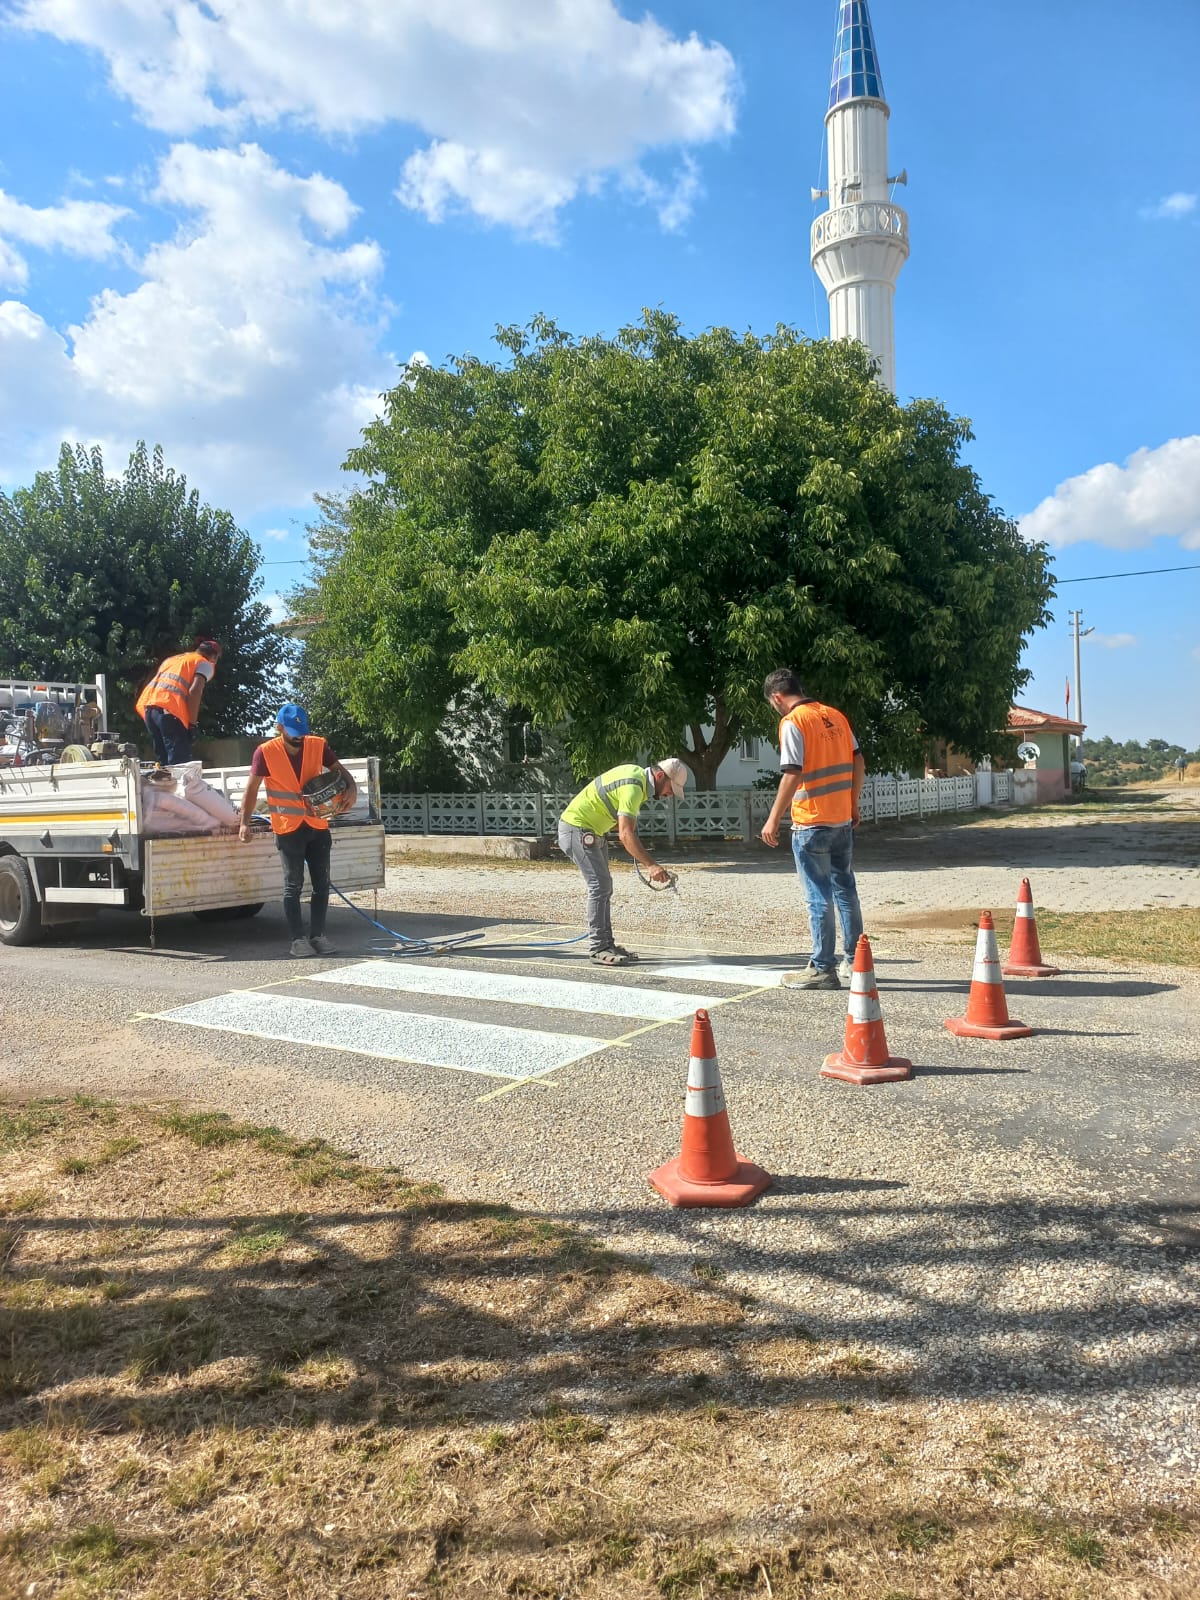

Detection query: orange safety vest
xmin=780 ymin=701 xmax=858 ymax=828
xmin=136 ymin=651 xmax=209 ymax=725
xmin=260 ymin=736 xmax=330 ymax=835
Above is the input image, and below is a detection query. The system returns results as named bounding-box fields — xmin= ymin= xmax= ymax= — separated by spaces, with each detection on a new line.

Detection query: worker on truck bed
xmin=237 ymin=702 xmax=358 ymax=959
xmin=557 ymin=758 xmax=689 ymax=966
xmin=135 ymin=640 xmax=222 ymax=765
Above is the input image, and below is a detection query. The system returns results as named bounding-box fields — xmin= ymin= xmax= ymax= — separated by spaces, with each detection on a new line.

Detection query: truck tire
xmin=0 ymin=856 xmax=45 ymax=946
xmin=194 ymin=903 xmax=265 ymax=923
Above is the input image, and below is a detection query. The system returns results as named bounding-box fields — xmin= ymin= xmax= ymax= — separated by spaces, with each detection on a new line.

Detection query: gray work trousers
xmin=558 ymin=820 xmax=613 ymax=952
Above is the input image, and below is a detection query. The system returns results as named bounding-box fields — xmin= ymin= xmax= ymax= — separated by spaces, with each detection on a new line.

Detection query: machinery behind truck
xmin=0 ymin=674 xmax=386 ymax=946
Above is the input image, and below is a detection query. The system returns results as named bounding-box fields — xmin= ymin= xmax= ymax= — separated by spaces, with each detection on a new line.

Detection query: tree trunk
xmin=680 ymin=696 xmax=738 ymax=791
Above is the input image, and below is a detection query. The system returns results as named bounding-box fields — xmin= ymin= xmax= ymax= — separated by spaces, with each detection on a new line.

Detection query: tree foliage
xmin=311 ymin=312 xmax=1054 ymax=786
xmin=0 ymin=443 xmax=285 ymax=740
xmin=1080 ymin=735 xmax=1198 ymax=787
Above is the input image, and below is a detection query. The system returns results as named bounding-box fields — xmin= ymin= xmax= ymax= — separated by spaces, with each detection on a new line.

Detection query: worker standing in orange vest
xmin=237 ymin=703 xmax=358 ymax=958
xmin=135 ymin=640 xmax=222 ymax=765
xmin=759 ymin=668 xmax=865 ymax=991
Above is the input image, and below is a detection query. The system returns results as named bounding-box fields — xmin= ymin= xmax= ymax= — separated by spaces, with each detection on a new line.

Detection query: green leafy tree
xmin=313 ymin=312 xmax=1054 ymax=787
xmin=1079 ymin=735 xmax=1196 ymax=786
xmin=0 ymin=443 xmax=285 ymax=741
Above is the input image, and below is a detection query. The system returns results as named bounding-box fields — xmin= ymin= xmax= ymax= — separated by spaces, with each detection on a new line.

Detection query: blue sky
xmin=1 ymin=0 xmax=1197 ymax=746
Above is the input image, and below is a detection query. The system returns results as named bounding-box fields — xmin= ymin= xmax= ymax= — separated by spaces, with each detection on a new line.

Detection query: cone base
xmin=821 ymin=1051 xmax=912 ymax=1085
xmin=944 ymin=1015 xmax=1033 ymax=1041
xmin=1002 ymin=962 xmax=1061 ymax=978
xmin=648 ymin=1155 xmax=771 ymax=1209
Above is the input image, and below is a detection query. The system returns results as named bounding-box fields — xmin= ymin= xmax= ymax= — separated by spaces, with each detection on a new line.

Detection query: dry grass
xmin=2 ymin=1099 xmax=1196 ymax=1599
xmin=875 ymin=908 xmax=1200 ymax=969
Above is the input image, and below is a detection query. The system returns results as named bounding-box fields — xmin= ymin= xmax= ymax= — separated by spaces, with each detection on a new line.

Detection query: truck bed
xmin=0 ymin=755 xmax=385 ymax=922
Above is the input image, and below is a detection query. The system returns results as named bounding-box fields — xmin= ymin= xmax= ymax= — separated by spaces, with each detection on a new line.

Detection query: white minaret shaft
xmin=810 ymin=0 xmax=908 ymax=392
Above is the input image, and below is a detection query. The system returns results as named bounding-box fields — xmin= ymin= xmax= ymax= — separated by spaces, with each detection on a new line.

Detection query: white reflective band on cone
xmin=972 ymin=928 xmax=1003 ymax=983
xmin=1015 ymin=903 xmax=1034 ymax=919
xmin=684 ymin=1054 xmax=726 ymax=1118
xmin=848 ymin=992 xmax=883 ymax=1024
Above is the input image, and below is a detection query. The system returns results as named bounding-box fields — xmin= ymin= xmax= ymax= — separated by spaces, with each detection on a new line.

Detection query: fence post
xmin=739 ymin=790 xmax=752 ymax=842
xmin=420 ymin=794 xmax=430 ymax=833
xmin=918 ymin=781 xmax=924 ymax=820
xmin=535 ymin=792 xmax=545 ymax=835
xmin=476 ymin=793 xmax=485 ymax=835
xmin=667 ymin=796 xmax=677 ymax=845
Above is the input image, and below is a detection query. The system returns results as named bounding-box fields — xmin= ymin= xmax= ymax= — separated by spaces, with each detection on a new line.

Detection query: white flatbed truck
xmin=0 ymin=677 xmax=385 ymax=946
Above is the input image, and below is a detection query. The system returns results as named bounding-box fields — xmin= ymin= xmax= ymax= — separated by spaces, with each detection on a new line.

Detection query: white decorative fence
xmin=380 ymin=771 xmax=1014 ymax=839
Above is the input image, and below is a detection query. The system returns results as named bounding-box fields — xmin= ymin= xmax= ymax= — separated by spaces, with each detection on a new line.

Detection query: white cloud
xmin=0 ymin=143 xmax=396 ymax=512
xmin=1089 ymin=632 xmax=1137 ymax=650
xmin=260 ymin=527 xmax=291 ymax=542
xmin=12 ymin=0 xmax=737 ymax=236
xmin=1019 ymin=436 xmax=1200 ymax=550
xmin=0 ymin=189 xmax=129 ymax=287
xmin=621 ymin=155 xmax=703 ymax=233
xmin=1142 ymin=191 xmax=1197 ymax=220
xmin=261 ymin=592 xmax=289 ymax=624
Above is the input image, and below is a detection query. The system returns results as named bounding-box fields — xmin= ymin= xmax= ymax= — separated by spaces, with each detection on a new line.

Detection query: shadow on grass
xmin=3 ymin=1104 xmax=1198 ymax=1448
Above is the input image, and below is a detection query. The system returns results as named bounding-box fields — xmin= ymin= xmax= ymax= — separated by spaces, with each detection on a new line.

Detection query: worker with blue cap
xmin=237 ymin=703 xmax=358 ymax=957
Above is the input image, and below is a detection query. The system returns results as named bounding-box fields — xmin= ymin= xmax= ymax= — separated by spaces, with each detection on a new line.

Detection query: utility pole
xmin=1069 ymin=610 xmax=1094 ymax=744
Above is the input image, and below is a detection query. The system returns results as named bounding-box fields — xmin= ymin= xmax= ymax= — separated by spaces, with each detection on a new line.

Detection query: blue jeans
xmin=792 ymin=822 xmax=863 ymax=972
xmin=143 ymin=705 xmax=193 ymax=764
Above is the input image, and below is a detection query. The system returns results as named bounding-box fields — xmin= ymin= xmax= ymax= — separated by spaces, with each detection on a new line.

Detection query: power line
xmin=1057 ymin=561 xmax=1200 ymax=585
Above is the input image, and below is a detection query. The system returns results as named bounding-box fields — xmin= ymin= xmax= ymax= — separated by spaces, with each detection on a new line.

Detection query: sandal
xmin=610 ymin=945 xmax=640 ymax=963
xmin=590 ymin=947 xmax=631 ymax=967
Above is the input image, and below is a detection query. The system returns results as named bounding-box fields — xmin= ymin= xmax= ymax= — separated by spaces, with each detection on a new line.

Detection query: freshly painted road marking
xmin=646 ymin=963 xmax=793 ymax=988
xmin=309 ymin=960 xmax=724 ymax=1020
xmin=151 ymin=991 xmax=609 ymax=1080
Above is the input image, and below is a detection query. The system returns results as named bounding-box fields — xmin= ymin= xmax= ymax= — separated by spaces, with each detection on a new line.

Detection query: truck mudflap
xmin=142 ymin=824 xmax=386 ymax=917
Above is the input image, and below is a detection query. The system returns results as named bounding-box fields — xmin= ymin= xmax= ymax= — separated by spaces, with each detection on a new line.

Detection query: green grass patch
xmin=1036 ymin=908 xmax=1200 ymax=968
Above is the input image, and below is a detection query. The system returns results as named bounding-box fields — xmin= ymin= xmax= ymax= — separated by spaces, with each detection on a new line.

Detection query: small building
xmin=1005 ymin=705 xmax=1086 ymax=802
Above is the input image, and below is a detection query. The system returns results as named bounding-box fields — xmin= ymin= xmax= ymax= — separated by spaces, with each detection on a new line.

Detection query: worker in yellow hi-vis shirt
xmin=557 ymin=759 xmax=689 ymax=966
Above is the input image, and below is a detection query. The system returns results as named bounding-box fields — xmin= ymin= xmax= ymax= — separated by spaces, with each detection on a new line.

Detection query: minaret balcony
xmin=811 ymin=200 xmax=908 ymax=255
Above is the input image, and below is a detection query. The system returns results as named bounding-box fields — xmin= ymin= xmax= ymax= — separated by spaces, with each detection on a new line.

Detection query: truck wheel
xmin=0 ymin=856 xmax=45 ymax=946
xmin=194 ymin=903 xmax=265 ymax=923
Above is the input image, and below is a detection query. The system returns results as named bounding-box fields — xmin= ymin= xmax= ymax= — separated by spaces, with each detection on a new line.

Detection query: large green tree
xmin=0 ymin=442 xmax=285 ymax=741
xmin=314 ymin=312 xmax=1054 ymax=786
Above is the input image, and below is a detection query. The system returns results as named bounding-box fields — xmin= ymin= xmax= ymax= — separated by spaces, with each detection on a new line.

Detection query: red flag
xmin=1065 ymin=676 xmax=1071 ymax=710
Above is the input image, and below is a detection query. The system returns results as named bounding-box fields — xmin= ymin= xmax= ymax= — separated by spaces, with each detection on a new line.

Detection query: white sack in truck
xmin=141 ymin=785 xmax=220 ymax=836
xmin=182 ymin=773 xmax=240 ymax=826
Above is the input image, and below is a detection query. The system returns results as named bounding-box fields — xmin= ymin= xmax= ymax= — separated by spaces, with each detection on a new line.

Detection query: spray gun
xmin=636 ymin=862 xmax=678 ymax=893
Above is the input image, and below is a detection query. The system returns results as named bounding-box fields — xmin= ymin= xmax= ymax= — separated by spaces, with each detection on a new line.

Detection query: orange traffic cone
xmin=821 ymin=935 xmax=913 ymax=1085
xmin=1003 ymin=878 xmax=1061 ymax=977
xmin=945 ymin=911 xmax=1033 ymax=1040
xmin=649 ymin=1010 xmax=771 ymax=1208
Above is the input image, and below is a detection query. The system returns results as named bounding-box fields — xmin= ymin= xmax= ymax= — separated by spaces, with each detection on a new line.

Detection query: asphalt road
xmin=3 ymin=889 xmax=1199 ymax=1479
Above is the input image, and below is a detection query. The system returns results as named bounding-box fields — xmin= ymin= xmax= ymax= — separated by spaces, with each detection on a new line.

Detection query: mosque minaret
xmin=810 ymin=0 xmax=908 ymax=392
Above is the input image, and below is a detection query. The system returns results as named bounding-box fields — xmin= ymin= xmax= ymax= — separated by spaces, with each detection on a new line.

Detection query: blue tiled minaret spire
xmin=828 ymin=0 xmax=885 ymax=110
xmin=811 ymin=0 xmax=909 ymax=391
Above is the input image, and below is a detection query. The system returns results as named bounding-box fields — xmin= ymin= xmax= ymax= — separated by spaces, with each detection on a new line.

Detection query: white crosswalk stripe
xmin=310 ymin=959 xmax=722 ymax=1020
xmin=152 ymin=990 xmax=610 ymax=1080
xmin=149 ymin=961 xmax=756 ymax=1084
xmin=645 ymin=962 xmax=792 ymax=988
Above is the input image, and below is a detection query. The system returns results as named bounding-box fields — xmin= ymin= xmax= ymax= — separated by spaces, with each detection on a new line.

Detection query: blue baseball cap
xmin=276 ymin=703 xmax=309 ymax=737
